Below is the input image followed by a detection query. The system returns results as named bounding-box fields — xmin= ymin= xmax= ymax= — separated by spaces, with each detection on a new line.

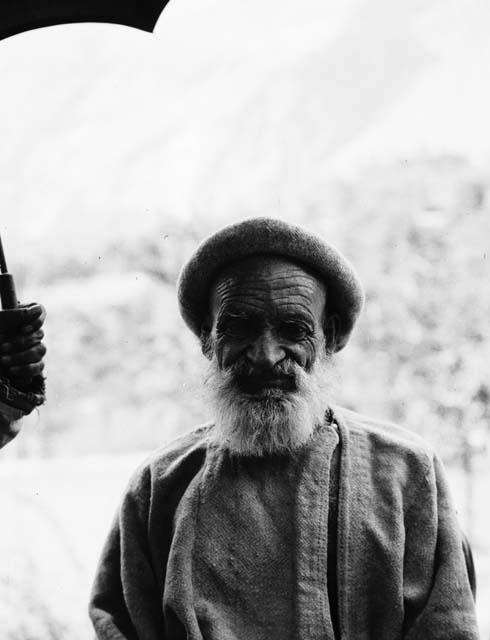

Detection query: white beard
xmin=204 ymin=354 xmax=334 ymax=457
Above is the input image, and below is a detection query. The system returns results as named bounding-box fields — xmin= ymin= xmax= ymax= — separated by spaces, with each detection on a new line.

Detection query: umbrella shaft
xmin=0 ymin=274 xmax=18 ymax=309
xmin=0 ymin=237 xmax=8 ymax=273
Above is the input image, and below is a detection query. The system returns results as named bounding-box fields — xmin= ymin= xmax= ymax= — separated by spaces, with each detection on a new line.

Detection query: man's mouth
xmin=233 ymin=374 xmax=297 ymax=395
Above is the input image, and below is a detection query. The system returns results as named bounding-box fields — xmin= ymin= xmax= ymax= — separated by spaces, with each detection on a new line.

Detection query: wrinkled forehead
xmin=209 ymin=255 xmax=327 ymax=322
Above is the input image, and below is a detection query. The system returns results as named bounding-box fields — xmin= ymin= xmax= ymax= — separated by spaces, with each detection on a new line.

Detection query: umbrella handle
xmin=0 ymin=273 xmax=18 ymax=309
xmin=0 ymin=273 xmax=36 ymax=391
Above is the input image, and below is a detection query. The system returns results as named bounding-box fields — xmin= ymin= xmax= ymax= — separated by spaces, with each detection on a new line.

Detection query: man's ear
xmin=323 ymin=313 xmax=339 ymax=354
xmin=200 ymin=317 xmax=213 ymax=359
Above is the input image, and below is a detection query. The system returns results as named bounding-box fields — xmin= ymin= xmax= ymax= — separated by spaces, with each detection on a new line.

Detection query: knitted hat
xmin=177 ymin=217 xmax=364 ymax=351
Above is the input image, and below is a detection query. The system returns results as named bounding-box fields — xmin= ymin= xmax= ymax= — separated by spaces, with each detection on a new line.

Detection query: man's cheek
xmin=215 ymin=341 xmax=238 ymax=369
xmin=214 ymin=335 xmax=247 ymax=368
xmin=294 ymin=341 xmax=316 ymax=372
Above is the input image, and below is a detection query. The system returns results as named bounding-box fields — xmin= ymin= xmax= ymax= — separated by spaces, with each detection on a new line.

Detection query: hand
xmin=0 ymin=303 xmax=46 ymax=448
xmin=0 ymin=303 xmax=47 ymax=383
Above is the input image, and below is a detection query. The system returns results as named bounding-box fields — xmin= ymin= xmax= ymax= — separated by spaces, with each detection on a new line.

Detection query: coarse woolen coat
xmin=89 ymin=407 xmax=479 ymax=639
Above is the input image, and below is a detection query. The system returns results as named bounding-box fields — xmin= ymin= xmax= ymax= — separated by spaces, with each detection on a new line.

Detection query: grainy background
xmin=0 ymin=1 xmax=489 ymax=637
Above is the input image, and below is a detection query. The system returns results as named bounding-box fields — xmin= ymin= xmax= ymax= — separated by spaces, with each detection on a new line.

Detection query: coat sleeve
xmin=89 ymin=464 xmax=165 ymax=640
xmin=0 ymin=411 xmax=22 ymax=448
xmin=404 ymin=455 xmax=479 ymax=640
xmin=462 ymin=533 xmax=477 ymax=599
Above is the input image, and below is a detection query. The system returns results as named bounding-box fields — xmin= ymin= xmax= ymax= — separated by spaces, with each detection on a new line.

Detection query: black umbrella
xmin=0 ymin=0 xmax=172 ymax=42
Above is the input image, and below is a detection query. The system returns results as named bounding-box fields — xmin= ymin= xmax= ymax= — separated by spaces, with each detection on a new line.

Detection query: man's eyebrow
xmin=215 ymin=309 xmax=251 ymax=326
xmin=217 ymin=308 xmax=250 ymax=319
xmin=278 ymin=315 xmax=314 ymax=325
xmin=274 ymin=305 xmax=315 ymax=322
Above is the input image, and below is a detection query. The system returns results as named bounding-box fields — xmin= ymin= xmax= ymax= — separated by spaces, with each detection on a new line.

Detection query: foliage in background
xmin=10 ymin=155 xmax=490 ymax=473
xmin=332 ymin=155 xmax=489 ymax=468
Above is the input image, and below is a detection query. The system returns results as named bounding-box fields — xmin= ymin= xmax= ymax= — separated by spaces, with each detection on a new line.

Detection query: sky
xmin=1 ymin=0 xmax=490 ymax=260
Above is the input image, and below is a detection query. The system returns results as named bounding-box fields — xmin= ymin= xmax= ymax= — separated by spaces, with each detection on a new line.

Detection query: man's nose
xmin=246 ymin=330 xmax=285 ymax=368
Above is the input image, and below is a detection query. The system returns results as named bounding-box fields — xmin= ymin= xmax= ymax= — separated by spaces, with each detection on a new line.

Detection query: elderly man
xmin=89 ymin=218 xmax=478 ymax=640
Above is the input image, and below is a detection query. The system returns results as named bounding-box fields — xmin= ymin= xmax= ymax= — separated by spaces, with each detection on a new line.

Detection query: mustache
xmin=225 ymin=359 xmax=301 ymax=394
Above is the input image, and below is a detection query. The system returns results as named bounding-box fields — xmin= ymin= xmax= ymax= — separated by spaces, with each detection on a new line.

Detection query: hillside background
xmin=0 ymin=1 xmax=489 ymax=637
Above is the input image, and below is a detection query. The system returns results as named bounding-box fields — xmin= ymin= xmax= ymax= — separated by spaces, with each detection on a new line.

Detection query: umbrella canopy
xmin=0 ymin=0 xmax=171 ymax=41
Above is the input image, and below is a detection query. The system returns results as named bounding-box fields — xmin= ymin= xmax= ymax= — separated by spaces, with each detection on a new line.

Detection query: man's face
xmin=208 ymin=255 xmax=327 ymax=378
xmin=203 ymin=256 xmax=331 ymax=456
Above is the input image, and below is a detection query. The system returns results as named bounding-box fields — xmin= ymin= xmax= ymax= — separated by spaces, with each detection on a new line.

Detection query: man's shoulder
xmin=148 ymin=422 xmax=212 ymax=465
xmin=333 ymin=405 xmax=435 ymax=464
xmin=125 ymin=423 xmax=213 ymax=494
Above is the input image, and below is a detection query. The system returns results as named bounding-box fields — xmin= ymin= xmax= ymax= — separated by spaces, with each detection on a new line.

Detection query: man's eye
xmin=279 ymin=323 xmax=309 ymax=341
xmin=222 ymin=320 xmax=250 ymax=338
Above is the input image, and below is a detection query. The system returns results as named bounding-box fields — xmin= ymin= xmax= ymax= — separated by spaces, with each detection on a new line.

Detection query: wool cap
xmin=177 ymin=217 xmax=364 ymax=352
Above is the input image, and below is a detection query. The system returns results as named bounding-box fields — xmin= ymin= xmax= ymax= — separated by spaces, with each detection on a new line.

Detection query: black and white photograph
xmin=0 ymin=1 xmax=488 ymax=638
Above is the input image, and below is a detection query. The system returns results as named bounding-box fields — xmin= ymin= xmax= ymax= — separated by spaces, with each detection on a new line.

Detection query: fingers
xmin=0 ymin=342 xmax=46 ymax=378
xmin=0 ymin=304 xmax=46 ymax=338
xmin=17 ymin=302 xmax=45 ymax=314
xmin=0 ymin=329 xmax=44 ymax=353
xmin=17 ymin=304 xmax=46 ymax=334
xmin=0 ymin=361 xmax=45 ymax=378
xmin=0 ymin=342 xmax=46 ymax=366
